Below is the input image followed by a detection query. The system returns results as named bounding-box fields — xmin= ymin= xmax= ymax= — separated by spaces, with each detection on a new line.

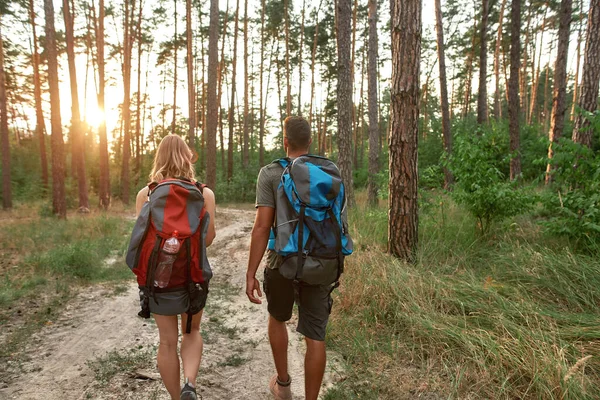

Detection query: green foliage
xmin=0 ymin=212 xmax=133 ymax=308
xmin=329 ymin=196 xmax=600 ymax=399
xmin=542 ymin=138 xmax=600 ymax=249
xmin=448 ymin=126 xmax=536 ymax=233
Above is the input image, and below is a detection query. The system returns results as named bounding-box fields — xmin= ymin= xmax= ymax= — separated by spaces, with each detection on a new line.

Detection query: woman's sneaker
xmin=269 ymin=374 xmax=292 ymax=400
xmin=180 ymin=378 xmax=199 ymax=400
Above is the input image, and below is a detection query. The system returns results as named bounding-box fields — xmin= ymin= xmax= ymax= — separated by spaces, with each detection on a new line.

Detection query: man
xmin=246 ymin=116 xmax=333 ymax=400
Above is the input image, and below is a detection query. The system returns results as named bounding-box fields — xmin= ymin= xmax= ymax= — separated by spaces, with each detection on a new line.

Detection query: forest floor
xmin=0 ymin=207 xmax=344 ymax=400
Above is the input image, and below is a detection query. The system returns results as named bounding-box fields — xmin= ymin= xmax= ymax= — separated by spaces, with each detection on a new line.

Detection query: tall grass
xmin=0 ymin=208 xmax=133 ymax=308
xmin=327 ymin=193 xmax=600 ymax=399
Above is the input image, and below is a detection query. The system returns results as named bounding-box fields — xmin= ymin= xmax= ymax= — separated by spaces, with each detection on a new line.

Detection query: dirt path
xmin=1 ymin=208 xmax=343 ymax=400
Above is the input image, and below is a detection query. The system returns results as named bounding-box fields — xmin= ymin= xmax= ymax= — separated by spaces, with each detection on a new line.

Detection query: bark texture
xmin=206 ymin=0 xmax=219 ymax=189
xmin=63 ymin=0 xmax=89 ymax=209
xmin=121 ymin=0 xmax=135 ymax=204
xmin=44 ymin=0 xmax=67 ymax=218
xmin=187 ymin=0 xmax=196 ymax=148
xmin=509 ymin=0 xmax=522 ymax=180
xmin=434 ymin=0 xmax=453 ymax=189
xmin=367 ymin=0 xmax=379 ymax=206
xmin=242 ymin=0 xmax=249 ymax=167
xmin=477 ymin=0 xmax=489 ymax=124
xmin=96 ymin=0 xmax=110 ymax=209
xmin=0 ymin=21 xmax=10 ymax=209
xmin=389 ymin=0 xmax=420 ymax=262
xmin=572 ymin=0 xmax=600 ymax=148
xmin=29 ymin=0 xmax=49 ymax=187
xmin=493 ymin=0 xmax=506 ymax=120
xmin=336 ymin=0 xmax=355 ymax=207
xmin=259 ymin=0 xmax=265 ymax=166
xmin=228 ymin=0 xmax=239 ymax=180
xmin=545 ymin=0 xmax=573 ymax=184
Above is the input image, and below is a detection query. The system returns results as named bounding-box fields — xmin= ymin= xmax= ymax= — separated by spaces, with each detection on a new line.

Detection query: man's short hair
xmin=284 ymin=116 xmax=311 ymax=151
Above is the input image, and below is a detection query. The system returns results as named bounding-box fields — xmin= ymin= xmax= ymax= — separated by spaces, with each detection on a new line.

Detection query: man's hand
xmin=246 ymin=274 xmax=263 ymax=304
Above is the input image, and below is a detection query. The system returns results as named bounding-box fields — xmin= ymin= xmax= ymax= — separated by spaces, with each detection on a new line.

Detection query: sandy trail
xmin=1 ymin=208 xmax=342 ymax=400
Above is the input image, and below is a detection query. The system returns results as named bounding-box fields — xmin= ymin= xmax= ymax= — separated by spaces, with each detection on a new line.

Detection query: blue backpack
xmin=268 ymin=155 xmax=353 ymax=286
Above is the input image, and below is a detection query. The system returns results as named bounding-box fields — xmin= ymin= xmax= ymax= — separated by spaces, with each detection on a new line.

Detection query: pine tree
xmin=572 ymin=0 xmax=600 ymax=148
xmin=388 ymin=0 xmax=420 ymax=262
xmin=545 ymin=0 xmax=573 ymax=184
xmin=0 ymin=14 xmax=10 ymax=210
xmin=44 ymin=0 xmax=67 ymax=218
xmin=336 ymin=0 xmax=355 ymax=207
xmin=206 ymin=0 xmax=219 ymax=188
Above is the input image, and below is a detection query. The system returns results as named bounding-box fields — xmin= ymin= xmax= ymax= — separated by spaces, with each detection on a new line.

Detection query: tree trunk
xmin=44 ymin=0 xmax=67 ymax=218
xmin=354 ymin=47 xmax=365 ymax=167
xmin=29 ymin=0 xmax=49 ymax=187
xmin=172 ymin=0 xmax=178 ymax=134
xmin=135 ymin=0 xmax=143 ymax=182
xmin=519 ymin=5 xmax=532 ymax=110
xmin=206 ymin=0 xmax=219 ymax=188
xmin=543 ymin=41 xmax=554 ymax=131
xmin=570 ymin=0 xmax=584 ymax=122
xmin=528 ymin=7 xmax=547 ymax=125
xmin=94 ymin=0 xmax=110 ymax=209
xmin=493 ymin=0 xmax=507 ymax=120
xmin=284 ymin=0 xmax=291 ymax=117
xmin=217 ymin=0 xmax=230 ymax=173
xmin=351 ymin=0 xmax=358 ymax=157
xmin=187 ymin=0 xmax=196 ymax=149
xmin=63 ymin=0 xmax=89 ymax=210
xmin=259 ymin=0 xmax=265 ymax=167
xmin=477 ymin=0 xmax=489 ymax=124
xmin=121 ymin=0 xmax=135 ymax=204
xmin=297 ymin=0 xmax=306 ymax=115
xmin=228 ymin=0 xmax=239 ymax=181
xmin=545 ymin=0 xmax=573 ymax=184
xmin=308 ymin=2 xmax=322 ymax=127
xmin=389 ymin=0 xmax=420 ymax=262
xmin=276 ymin=41 xmax=284 ymax=134
xmin=509 ymin=0 xmax=522 ymax=180
xmin=572 ymin=0 xmax=600 ymax=148
xmin=242 ymin=0 xmax=249 ymax=167
xmin=435 ymin=0 xmax=453 ymax=189
xmin=336 ymin=0 xmax=355 ymax=207
xmin=367 ymin=0 xmax=379 ymax=206
xmin=462 ymin=13 xmax=477 ymax=118
xmin=0 ymin=21 xmax=11 ymax=209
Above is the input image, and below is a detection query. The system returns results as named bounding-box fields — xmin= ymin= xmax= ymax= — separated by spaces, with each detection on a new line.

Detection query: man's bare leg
xmin=304 ymin=337 xmax=326 ymax=400
xmin=268 ymin=315 xmax=290 ymax=382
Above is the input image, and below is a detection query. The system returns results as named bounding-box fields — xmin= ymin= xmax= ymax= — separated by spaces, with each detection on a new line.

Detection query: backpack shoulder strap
xmin=194 ymin=182 xmax=208 ymax=192
xmin=269 ymin=157 xmax=291 ymax=168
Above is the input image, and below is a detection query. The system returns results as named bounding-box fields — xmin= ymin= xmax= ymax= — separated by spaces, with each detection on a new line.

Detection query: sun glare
xmin=84 ymin=106 xmax=106 ymax=129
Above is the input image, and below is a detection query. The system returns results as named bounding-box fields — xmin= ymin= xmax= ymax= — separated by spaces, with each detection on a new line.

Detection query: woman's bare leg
xmin=154 ymin=314 xmax=180 ymax=400
xmin=180 ymin=311 xmax=204 ymax=387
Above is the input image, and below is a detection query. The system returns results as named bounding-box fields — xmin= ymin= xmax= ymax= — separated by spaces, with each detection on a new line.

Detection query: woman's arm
xmin=203 ymin=188 xmax=216 ymax=247
xmin=135 ymin=186 xmax=149 ymax=217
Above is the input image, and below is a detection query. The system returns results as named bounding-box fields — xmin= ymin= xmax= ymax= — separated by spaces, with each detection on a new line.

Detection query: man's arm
xmin=245 ymin=206 xmax=275 ymax=304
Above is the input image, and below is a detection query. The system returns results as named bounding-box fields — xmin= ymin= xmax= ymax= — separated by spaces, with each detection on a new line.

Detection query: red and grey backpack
xmin=126 ymin=178 xmax=212 ymax=333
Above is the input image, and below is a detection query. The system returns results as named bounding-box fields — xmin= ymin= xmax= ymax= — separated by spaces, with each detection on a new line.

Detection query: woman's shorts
xmin=148 ymin=283 xmax=209 ymax=316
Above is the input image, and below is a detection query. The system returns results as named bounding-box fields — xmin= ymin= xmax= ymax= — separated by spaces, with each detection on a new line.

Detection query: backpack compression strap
xmin=295 ymin=205 xmax=307 ymax=281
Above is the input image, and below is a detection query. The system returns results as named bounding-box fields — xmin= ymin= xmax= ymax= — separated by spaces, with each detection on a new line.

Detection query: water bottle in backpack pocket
xmin=154 ymin=231 xmax=181 ymax=288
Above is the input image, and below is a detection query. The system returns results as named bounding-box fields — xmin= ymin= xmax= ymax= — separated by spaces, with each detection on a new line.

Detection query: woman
xmin=135 ymin=134 xmax=216 ymax=400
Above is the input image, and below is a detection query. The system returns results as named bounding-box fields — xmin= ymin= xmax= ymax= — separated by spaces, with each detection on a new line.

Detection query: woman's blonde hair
xmin=149 ymin=134 xmax=195 ymax=182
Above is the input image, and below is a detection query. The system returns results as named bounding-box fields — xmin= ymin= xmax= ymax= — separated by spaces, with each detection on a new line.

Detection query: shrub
xmin=542 ymin=138 xmax=600 ymax=249
xmin=447 ymin=126 xmax=536 ymax=233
